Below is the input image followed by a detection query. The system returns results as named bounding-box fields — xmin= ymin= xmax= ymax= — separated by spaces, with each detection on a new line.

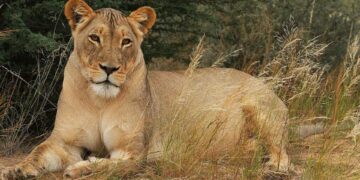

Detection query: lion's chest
xmin=57 ymin=120 xmax=105 ymax=154
xmin=62 ymin=112 xmax=144 ymax=155
xmin=98 ymin=106 xmax=146 ymax=153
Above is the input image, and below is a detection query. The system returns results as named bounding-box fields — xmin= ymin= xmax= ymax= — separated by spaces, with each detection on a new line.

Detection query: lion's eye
xmin=122 ymin=38 xmax=132 ymax=46
xmin=89 ymin=34 xmax=100 ymax=43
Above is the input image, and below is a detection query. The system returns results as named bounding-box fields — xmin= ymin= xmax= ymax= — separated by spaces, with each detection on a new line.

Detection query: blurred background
xmin=2 ymin=1 xmax=359 ymax=70
xmin=1 ymin=0 xmax=360 ymax=178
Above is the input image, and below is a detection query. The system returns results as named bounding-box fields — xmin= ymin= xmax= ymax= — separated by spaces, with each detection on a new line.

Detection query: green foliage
xmin=1 ymin=0 xmax=359 ymax=70
xmin=0 ymin=0 xmax=63 ymax=69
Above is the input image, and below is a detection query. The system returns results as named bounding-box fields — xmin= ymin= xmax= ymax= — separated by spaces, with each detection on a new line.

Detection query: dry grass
xmin=0 ymin=41 xmax=70 ymax=155
xmin=0 ymin=29 xmax=16 ymax=39
xmin=0 ymin=95 xmax=5 ymax=120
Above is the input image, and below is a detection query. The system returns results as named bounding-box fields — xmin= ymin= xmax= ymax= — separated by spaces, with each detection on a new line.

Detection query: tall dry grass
xmin=344 ymin=35 xmax=360 ymax=143
xmin=0 ymin=30 xmax=16 ymax=39
xmin=0 ymin=41 xmax=70 ymax=155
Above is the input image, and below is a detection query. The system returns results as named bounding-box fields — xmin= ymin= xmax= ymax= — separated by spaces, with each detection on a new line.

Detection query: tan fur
xmin=0 ymin=0 xmax=289 ymax=179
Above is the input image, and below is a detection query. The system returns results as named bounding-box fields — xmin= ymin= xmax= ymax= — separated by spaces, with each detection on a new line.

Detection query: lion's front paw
xmin=63 ymin=161 xmax=92 ymax=179
xmin=264 ymin=160 xmax=289 ymax=173
xmin=1 ymin=163 xmax=40 ymax=180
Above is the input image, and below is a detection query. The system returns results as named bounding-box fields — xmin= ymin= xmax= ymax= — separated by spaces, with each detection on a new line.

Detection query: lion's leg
xmin=1 ymin=138 xmax=83 ymax=179
xmin=261 ymin=110 xmax=289 ymax=172
xmin=63 ymin=126 xmax=146 ymax=179
xmin=63 ymin=156 xmax=140 ymax=178
xmin=243 ymin=105 xmax=289 ymax=172
xmin=266 ymin=135 xmax=289 ymax=172
xmin=63 ymin=149 xmax=144 ymax=179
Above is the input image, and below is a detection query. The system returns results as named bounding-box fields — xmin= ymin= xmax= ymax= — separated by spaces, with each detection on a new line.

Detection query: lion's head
xmin=64 ymin=0 xmax=156 ymax=98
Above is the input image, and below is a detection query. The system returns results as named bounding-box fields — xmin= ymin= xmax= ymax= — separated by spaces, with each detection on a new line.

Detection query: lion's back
xmin=148 ymin=67 xmax=287 ymax=125
xmin=148 ymin=68 xmax=281 ymax=109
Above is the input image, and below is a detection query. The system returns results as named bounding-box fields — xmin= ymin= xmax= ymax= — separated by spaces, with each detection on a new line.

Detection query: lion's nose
xmin=99 ymin=64 xmax=119 ymax=75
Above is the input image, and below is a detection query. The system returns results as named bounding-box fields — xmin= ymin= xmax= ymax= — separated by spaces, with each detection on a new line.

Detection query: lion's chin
xmin=90 ymin=83 xmax=120 ymax=98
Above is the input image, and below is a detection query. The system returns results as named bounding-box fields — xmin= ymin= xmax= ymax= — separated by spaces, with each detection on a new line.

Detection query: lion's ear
xmin=64 ymin=0 xmax=94 ymax=31
xmin=128 ymin=6 xmax=157 ymax=36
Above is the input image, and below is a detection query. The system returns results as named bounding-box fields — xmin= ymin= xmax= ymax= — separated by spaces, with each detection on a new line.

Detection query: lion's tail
xmin=297 ymin=122 xmax=325 ymax=139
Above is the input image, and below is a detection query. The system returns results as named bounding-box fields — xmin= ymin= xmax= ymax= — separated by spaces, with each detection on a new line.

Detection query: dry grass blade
xmin=0 ymin=95 xmax=5 ymax=120
xmin=0 ymin=29 xmax=17 ymax=38
xmin=170 ymin=36 xmax=207 ymax=124
xmin=211 ymin=49 xmax=241 ymax=68
xmin=175 ymin=35 xmax=206 ymax=106
xmin=342 ymin=34 xmax=360 ymax=96
xmin=0 ymin=66 xmax=57 ymax=108
xmin=185 ymin=35 xmax=206 ymax=77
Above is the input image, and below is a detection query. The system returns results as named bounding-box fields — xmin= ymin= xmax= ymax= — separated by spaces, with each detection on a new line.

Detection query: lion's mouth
xmin=91 ymin=80 xmax=120 ymax=88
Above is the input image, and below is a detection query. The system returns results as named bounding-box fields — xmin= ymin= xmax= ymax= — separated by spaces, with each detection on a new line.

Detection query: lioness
xmin=1 ymin=0 xmax=289 ymax=179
